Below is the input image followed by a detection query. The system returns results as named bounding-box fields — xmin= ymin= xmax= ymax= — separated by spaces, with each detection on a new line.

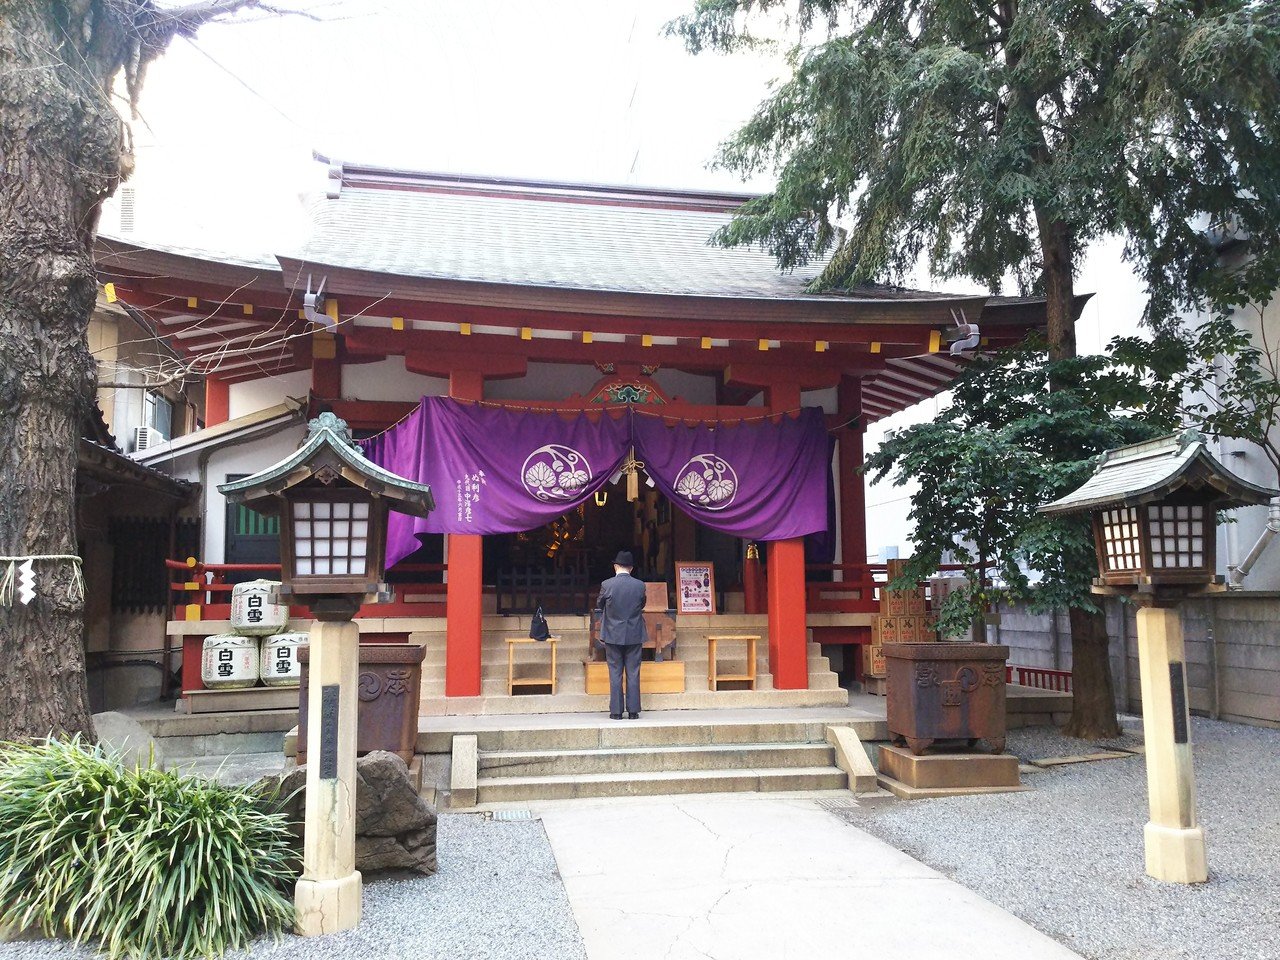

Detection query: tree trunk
xmin=1062 ymin=605 xmax=1122 ymax=739
xmin=1037 ymin=213 xmax=1122 ymax=739
xmin=0 ymin=4 xmax=124 ymax=741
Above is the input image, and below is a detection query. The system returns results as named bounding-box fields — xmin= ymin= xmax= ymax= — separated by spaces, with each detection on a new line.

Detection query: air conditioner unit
xmin=134 ymin=425 xmax=164 ymax=452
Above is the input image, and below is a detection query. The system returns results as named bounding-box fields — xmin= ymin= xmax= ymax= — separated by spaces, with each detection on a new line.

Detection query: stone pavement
xmin=536 ymin=794 xmax=1083 ymax=960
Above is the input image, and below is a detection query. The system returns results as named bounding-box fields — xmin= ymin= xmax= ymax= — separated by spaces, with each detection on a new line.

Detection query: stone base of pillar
xmin=295 ymin=871 xmax=363 ymax=936
xmin=1144 ymin=822 xmax=1208 ymax=884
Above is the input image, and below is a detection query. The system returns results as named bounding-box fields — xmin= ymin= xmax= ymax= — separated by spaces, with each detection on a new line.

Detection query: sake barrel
xmin=259 ymin=632 xmax=306 ymax=687
xmin=229 ymin=579 xmax=287 ymax=636
xmin=201 ymin=634 xmax=259 ymax=689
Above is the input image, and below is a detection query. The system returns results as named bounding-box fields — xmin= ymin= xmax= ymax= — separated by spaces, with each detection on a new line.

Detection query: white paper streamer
xmin=0 ymin=555 xmax=85 ymax=607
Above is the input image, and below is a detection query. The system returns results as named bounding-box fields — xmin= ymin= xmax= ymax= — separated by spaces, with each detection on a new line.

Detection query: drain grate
xmin=814 ymin=798 xmax=858 ymax=812
xmin=491 ymin=808 xmax=536 ymax=821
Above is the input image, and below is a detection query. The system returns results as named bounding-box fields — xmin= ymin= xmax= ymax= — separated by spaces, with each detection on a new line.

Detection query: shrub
xmin=0 ymin=737 xmax=297 ymax=959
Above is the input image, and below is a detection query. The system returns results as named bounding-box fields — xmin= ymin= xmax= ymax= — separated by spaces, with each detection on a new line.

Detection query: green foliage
xmin=671 ymin=0 xmax=1280 ymax=329
xmin=0 ymin=738 xmax=297 ymax=960
xmin=1113 ymin=307 xmax=1280 ymax=482
xmin=864 ymin=346 xmax=1172 ymax=635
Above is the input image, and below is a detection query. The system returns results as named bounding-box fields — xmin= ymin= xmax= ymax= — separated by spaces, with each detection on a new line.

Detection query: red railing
xmin=1006 ymin=665 xmax=1073 ymax=692
xmin=802 ymin=563 xmax=971 ymax=614
xmin=165 ymin=558 xmax=448 ymax=622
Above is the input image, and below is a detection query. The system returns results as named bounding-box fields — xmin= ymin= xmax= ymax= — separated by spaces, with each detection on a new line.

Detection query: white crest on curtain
xmin=674 ymin=453 xmax=738 ymax=511
xmin=522 ymin=444 xmax=592 ymax=501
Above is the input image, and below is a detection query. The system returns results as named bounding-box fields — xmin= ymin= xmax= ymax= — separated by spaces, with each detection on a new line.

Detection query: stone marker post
xmin=294 ymin=609 xmax=363 ymax=934
xmin=1135 ymin=607 xmax=1207 ymax=883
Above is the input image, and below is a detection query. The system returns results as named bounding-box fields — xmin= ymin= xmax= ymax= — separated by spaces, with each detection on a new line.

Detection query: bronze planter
xmin=297 ymin=642 xmax=425 ymax=762
xmin=885 ymin=642 xmax=1009 ymax=756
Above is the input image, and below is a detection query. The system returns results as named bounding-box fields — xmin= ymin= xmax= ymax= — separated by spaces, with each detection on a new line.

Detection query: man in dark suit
xmin=595 ymin=550 xmax=648 ymax=719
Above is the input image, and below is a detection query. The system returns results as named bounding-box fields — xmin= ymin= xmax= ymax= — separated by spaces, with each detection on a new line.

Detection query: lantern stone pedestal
xmin=295 ymin=616 xmax=363 ymax=936
xmin=1135 ymin=606 xmax=1208 ymax=883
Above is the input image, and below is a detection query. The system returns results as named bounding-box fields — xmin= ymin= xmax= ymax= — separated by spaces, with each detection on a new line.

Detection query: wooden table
xmin=506 ymin=636 xmax=559 ymax=695
xmin=707 ymin=634 xmax=758 ymax=691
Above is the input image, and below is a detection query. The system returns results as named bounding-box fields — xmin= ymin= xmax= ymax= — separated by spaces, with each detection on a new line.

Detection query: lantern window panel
xmin=1101 ymin=506 xmax=1142 ymax=571
xmin=297 ymin=558 xmax=313 ymax=575
xmin=293 ymin=502 xmax=309 ymax=519
xmin=333 ymin=502 xmax=351 ymax=519
xmin=314 ymin=557 xmax=331 ymax=575
xmin=353 ymin=502 xmax=369 ymax=520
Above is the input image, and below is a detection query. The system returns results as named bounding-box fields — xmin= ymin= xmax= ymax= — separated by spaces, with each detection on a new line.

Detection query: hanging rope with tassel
xmin=0 ymin=555 xmax=85 ymax=607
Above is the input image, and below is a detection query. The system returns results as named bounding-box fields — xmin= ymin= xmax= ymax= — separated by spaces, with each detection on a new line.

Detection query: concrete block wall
xmin=993 ymin=593 xmax=1280 ymax=729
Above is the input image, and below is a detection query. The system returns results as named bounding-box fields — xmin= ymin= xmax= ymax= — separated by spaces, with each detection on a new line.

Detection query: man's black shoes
xmin=627 ymin=712 xmax=640 ymax=720
xmin=609 ymin=713 xmax=623 ymax=720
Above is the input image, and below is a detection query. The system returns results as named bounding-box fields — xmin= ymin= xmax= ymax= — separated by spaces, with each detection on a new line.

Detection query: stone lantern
xmin=220 ymin=413 xmax=433 ymax=934
xmin=1040 ymin=431 xmax=1275 ymax=883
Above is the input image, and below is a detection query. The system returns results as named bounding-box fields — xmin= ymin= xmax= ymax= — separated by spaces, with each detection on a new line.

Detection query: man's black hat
xmin=614 ymin=550 xmax=634 ymax=566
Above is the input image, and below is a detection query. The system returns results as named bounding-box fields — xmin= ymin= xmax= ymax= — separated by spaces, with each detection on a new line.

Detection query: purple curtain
xmin=632 ymin=408 xmax=830 ymax=542
xmin=361 ymin=398 xmax=628 ymax=565
xmin=362 ymin=398 xmax=830 ymax=566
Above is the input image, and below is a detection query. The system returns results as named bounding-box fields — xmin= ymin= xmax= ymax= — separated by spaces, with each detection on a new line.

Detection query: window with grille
xmin=291 ymin=499 xmax=370 ymax=576
xmin=1100 ymin=507 xmax=1142 ymax=571
xmin=1147 ymin=504 xmax=1207 ymax=569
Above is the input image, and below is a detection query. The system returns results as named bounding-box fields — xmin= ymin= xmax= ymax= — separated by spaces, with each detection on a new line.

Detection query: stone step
xmin=476 ymin=765 xmax=849 ymax=802
xmin=478 ymin=742 xmax=836 ymax=777
xmin=421 ymin=716 xmax=881 ymax=754
xmin=419 ymin=686 xmax=850 ymax=718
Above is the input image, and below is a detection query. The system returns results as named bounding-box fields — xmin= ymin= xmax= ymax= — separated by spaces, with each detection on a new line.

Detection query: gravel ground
xmin=0 ymin=813 xmax=586 ymax=960
xmin=839 ymin=716 xmax=1280 ymax=960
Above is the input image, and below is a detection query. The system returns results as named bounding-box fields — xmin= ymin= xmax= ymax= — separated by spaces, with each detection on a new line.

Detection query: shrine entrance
xmin=486 ymin=482 xmax=677 ymax=614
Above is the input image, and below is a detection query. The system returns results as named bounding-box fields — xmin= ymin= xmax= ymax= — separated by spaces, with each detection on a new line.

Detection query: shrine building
xmin=94 ymin=158 xmax=1060 ymax=715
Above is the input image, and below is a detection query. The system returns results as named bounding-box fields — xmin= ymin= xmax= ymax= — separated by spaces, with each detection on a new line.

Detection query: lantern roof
xmin=1039 ymin=431 xmax=1276 ymax=517
xmin=218 ymin=413 xmax=434 ymax=517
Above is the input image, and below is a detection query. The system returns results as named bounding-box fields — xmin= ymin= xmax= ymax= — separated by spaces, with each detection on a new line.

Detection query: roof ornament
xmin=326 ymin=159 xmax=344 ymax=199
xmin=949 ymin=309 xmax=980 ymax=355
xmin=303 ymin=273 xmax=335 ymax=332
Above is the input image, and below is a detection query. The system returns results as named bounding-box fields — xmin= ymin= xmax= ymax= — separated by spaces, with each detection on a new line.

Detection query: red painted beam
xmin=345 ymin=325 xmax=889 ymax=375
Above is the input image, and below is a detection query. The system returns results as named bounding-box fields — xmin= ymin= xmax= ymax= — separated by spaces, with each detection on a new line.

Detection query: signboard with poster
xmin=674 ymin=561 xmax=716 ymax=615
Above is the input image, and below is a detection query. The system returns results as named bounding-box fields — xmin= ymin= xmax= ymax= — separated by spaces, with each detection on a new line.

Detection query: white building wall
xmin=228 ymin=371 xmax=311 ymax=420
xmin=202 ymin=426 xmax=308 ymax=563
xmin=342 ymin=356 xmax=448 ymax=402
xmin=1188 ymin=286 xmax=1280 ymax=590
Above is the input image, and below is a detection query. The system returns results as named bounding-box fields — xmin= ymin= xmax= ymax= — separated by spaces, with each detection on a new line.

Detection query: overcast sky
xmin=120 ymin=1 xmax=787 ymax=248
xmin=119 ymin=0 xmax=1139 ymax=356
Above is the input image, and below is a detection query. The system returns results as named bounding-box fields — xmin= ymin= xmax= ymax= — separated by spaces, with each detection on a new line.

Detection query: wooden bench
xmin=707 ymin=635 xmax=758 ymax=691
xmin=506 ymin=636 xmax=559 ymax=695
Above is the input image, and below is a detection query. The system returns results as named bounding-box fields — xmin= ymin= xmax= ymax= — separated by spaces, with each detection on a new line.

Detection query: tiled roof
xmin=299 ymin=181 xmax=841 ymax=300
xmin=1039 ymin=432 xmax=1276 ymax=515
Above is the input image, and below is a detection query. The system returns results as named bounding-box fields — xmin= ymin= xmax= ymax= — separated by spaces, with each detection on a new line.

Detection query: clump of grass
xmin=0 ymin=737 xmax=297 ymax=959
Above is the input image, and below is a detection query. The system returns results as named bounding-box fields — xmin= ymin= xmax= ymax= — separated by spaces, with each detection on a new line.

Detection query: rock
xmin=257 ymin=750 xmax=437 ymax=876
xmin=92 ymin=711 xmax=165 ymax=770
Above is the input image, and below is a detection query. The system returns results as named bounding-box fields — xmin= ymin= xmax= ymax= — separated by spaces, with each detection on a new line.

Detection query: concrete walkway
xmin=538 ymin=794 xmax=1083 ymax=960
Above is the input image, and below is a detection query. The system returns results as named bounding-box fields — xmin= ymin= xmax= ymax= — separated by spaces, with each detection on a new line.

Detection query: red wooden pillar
xmin=446 ymin=369 xmax=484 ymax=697
xmin=837 ymin=376 xmax=868 ymax=570
xmin=766 ymin=538 xmax=808 ymax=689
xmin=764 ymin=380 xmax=808 ymax=689
xmin=204 ymin=377 xmax=229 ymax=427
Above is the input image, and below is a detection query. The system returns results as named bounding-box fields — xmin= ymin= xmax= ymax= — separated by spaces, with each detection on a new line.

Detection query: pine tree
xmin=673 ymin=0 xmax=1280 ymax=737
